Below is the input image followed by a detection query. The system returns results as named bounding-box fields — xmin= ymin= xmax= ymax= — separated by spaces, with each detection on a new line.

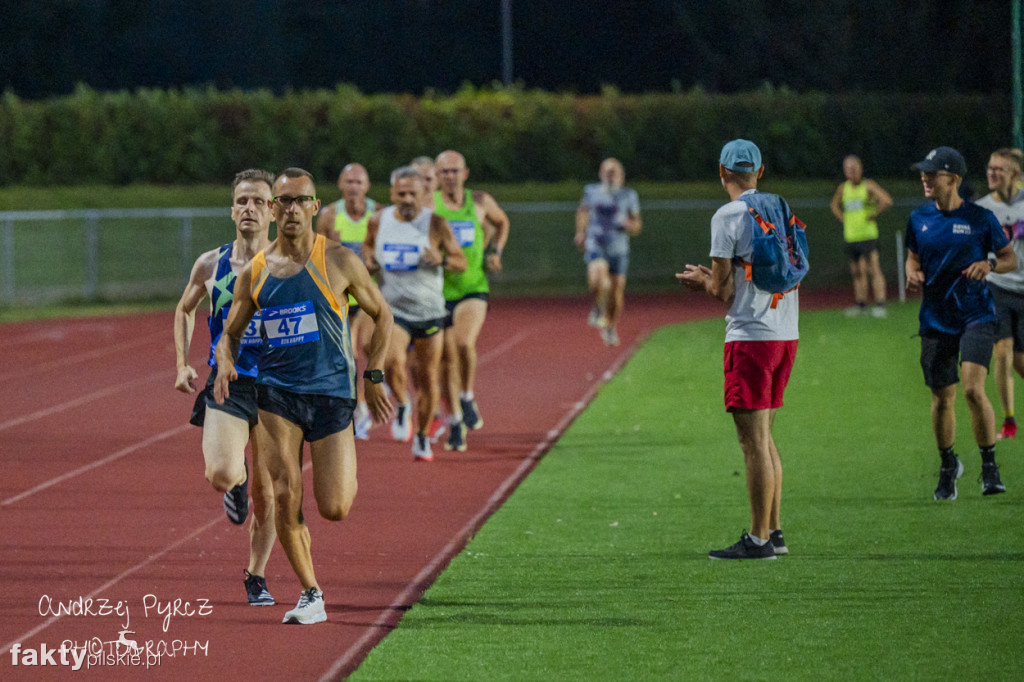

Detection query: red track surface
xmin=0 ymin=292 xmax=840 ymax=680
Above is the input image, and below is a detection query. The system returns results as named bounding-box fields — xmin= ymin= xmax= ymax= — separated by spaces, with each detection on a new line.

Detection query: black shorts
xmin=189 ymin=372 xmax=258 ymax=429
xmin=988 ymin=283 xmax=1024 ymax=352
xmin=444 ymin=293 xmax=489 ymax=328
xmin=844 ymin=239 xmax=878 ymax=261
xmin=256 ymin=384 xmax=356 ymax=442
xmin=394 ymin=315 xmax=445 ymax=339
xmin=919 ymin=322 xmax=997 ymax=389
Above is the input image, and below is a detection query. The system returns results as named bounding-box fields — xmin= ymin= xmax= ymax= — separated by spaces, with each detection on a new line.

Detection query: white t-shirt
xmin=979 ymin=189 xmax=1024 ymax=293
xmin=709 ymin=189 xmax=800 ymax=342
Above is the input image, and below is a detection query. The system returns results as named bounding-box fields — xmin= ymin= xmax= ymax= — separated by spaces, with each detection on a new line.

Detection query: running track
xmin=0 ymin=292 xmax=840 ymax=680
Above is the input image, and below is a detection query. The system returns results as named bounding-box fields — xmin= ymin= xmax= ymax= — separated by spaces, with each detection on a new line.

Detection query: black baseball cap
xmin=912 ymin=146 xmax=967 ymax=176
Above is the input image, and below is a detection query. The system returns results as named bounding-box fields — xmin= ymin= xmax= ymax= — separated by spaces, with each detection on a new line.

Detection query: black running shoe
xmin=769 ymin=529 xmax=788 ymax=556
xmin=934 ymin=456 xmax=963 ymax=501
xmin=980 ymin=462 xmax=1006 ymax=496
xmin=244 ymin=569 xmax=274 ymax=606
xmin=224 ymin=460 xmax=249 ymax=525
xmin=460 ymin=398 xmax=483 ymax=430
xmin=708 ymin=532 xmax=776 ymax=560
xmin=445 ymin=420 xmax=466 ymax=452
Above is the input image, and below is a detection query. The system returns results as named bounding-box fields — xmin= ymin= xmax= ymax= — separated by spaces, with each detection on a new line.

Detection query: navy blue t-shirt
xmin=905 ymin=201 xmax=1008 ymax=335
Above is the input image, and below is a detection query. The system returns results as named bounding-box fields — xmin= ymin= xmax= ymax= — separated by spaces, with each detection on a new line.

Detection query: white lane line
xmin=317 ymin=333 xmax=645 ymax=681
xmin=476 ymin=328 xmax=534 ymax=364
xmin=0 ymin=513 xmax=223 ymax=655
xmin=0 ymin=458 xmax=313 ymax=654
xmin=0 ymin=330 xmax=169 ymax=382
xmin=0 ymin=371 xmax=165 ymax=432
xmin=2 ymin=423 xmax=191 ymax=506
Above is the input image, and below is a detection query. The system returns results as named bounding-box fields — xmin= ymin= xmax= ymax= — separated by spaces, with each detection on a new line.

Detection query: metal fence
xmin=0 ymin=198 xmax=922 ymax=305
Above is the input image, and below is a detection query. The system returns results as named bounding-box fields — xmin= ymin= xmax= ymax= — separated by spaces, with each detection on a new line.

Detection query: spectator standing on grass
xmin=173 ymin=168 xmax=278 ymax=606
xmin=364 ymin=166 xmax=466 ymax=460
xmin=574 ymin=157 xmax=642 ymax=346
xmin=676 ymin=139 xmax=797 ymax=560
xmin=433 ymin=150 xmax=510 ymax=452
xmin=829 ymin=155 xmax=893 ymax=318
xmin=316 ymin=163 xmax=378 ymax=440
xmin=905 ymin=146 xmax=1014 ymax=500
xmin=978 ymin=148 xmax=1024 ymax=440
xmin=215 ymin=168 xmax=394 ymax=625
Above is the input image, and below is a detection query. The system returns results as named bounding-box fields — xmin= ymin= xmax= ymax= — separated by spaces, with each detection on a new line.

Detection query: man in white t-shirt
xmin=979 ymin=148 xmax=1024 ymax=440
xmin=677 ymin=139 xmax=799 ymax=560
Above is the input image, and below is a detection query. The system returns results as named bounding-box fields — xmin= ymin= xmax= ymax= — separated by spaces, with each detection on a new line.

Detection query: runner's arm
xmin=213 ymin=264 xmax=257 ymax=404
xmin=425 ymin=214 xmax=466 ymax=273
xmin=477 ymin=190 xmax=509 ymax=272
xmin=865 ymin=180 xmax=893 ymax=220
xmin=173 ymin=250 xmax=216 ymax=394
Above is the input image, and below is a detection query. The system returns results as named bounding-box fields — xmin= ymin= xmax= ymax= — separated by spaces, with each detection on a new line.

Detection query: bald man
xmin=433 ymin=150 xmax=510 ymax=451
xmin=316 ymin=163 xmax=379 ymax=438
xmin=574 ymin=158 xmax=642 ymax=346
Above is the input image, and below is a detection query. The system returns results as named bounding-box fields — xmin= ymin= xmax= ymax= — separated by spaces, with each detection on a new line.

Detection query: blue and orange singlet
xmin=249 ymin=234 xmax=356 ymax=398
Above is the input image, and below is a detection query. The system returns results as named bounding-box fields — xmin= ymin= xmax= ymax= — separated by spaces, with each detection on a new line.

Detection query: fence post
xmin=180 ymin=215 xmax=193 ymax=284
xmin=85 ymin=210 xmax=99 ymax=299
xmin=895 ymin=231 xmax=905 ymax=303
xmin=2 ymin=218 xmax=14 ymax=304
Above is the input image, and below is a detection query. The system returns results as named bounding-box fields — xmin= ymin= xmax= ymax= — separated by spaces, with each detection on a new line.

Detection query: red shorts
xmin=723 ymin=340 xmax=798 ymax=411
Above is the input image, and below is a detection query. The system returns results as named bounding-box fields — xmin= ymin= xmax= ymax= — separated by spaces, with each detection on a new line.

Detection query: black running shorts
xmin=919 ymin=322 xmax=997 ymax=389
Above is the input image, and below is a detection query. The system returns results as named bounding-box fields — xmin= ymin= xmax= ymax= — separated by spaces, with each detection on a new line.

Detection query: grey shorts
xmin=988 ymin=283 xmax=1024 ymax=352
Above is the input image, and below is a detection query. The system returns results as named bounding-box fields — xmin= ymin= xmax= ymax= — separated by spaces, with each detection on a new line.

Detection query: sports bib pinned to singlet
xmin=223 ymin=306 xmax=263 ymax=347
xmin=450 ymin=220 xmax=476 ymax=248
xmin=262 ymin=300 xmax=320 ymax=348
xmin=381 ymin=243 xmax=420 ymax=271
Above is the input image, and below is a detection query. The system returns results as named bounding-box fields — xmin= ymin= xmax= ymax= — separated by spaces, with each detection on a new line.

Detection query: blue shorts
xmin=585 ymin=248 xmax=629 ymax=276
xmin=444 ymin=293 xmax=489 ymax=328
xmin=256 ymin=384 xmax=356 ymax=442
xmin=190 ymin=372 xmax=258 ymax=429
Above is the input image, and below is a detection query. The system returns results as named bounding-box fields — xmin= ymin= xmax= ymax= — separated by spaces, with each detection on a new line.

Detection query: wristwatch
xmin=988 ymin=257 xmax=998 ymax=272
xmin=363 ymin=369 xmax=384 ymax=384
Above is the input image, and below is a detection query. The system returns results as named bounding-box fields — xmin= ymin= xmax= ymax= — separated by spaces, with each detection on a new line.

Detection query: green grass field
xmin=351 ymin=302 xmax=1023 ymax=681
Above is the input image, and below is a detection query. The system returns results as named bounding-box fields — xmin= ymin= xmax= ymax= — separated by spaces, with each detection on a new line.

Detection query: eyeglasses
xmin=273 ymin=195 xmax=317 ymax=207
xmin=987 ymin=165 xmax=1012 ymax=174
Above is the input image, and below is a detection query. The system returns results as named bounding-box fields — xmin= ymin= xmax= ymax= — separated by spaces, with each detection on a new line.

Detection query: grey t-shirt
xmin=581 ymin=183 xmax=640 ymax=256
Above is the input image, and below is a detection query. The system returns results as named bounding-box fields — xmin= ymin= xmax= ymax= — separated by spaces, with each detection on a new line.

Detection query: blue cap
xmin=719 ymin=139 xmax=762 ymax=172
xmin=912 ymin=146 xmax=967 ymax=176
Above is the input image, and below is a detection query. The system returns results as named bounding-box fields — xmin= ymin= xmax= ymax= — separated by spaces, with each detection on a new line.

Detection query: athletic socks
xmin=980 ymin=444 xmax=996 ymax=466
xmin=748 ymin=534 xmax=768 ymax=546
xmin=939 ymin=446 xmax=957 ymax=468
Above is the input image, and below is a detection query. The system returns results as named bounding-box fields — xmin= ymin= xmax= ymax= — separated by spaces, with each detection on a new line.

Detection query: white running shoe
xmin=391 ymin=402 xmax=413 ymax=442
xmin=282 ymin=587 xmax=326 ymax=625
xmin=353 ymin=402 xmax=372 ymax=440
xmin=600 ymin=326 xmax=620 ymax=346
xmin=413 ymin=433 xmax=434 ymax=461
